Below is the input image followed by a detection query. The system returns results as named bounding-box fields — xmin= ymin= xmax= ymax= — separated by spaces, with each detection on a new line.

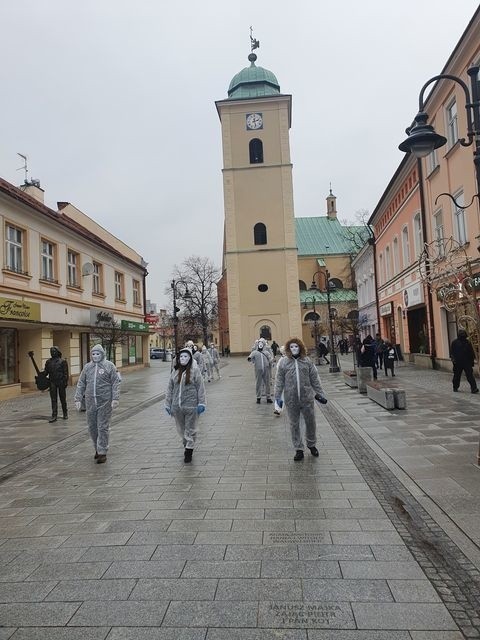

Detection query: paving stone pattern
xmin=0 ymin=357 xmax=477 ymax=637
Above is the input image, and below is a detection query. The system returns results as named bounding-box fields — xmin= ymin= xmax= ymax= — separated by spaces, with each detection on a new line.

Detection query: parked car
xmin=150 ymin=348 xmax=166 ymax=359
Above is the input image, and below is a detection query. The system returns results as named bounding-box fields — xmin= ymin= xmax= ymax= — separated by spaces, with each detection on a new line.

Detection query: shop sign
xmin=144 ymin=313 xmax=159 ymax=325
xmin=0 ymin=297 xmax=41 ymax=322
xmin=403 ymin=282 xmax=424 ymax=308
xmin=120 ymin=319 xmax=150 ymax=332
xmin=90 ymin=309 xmax=114 ymax=326
xmin=379 ymin=302 xmax=392 ymax=317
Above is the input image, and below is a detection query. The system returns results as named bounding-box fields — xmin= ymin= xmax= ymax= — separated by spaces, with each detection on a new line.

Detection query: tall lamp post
xmin=171 ymin=279 xmax=191 ymax=357
xmin=399 ymin=65 xmax=480 ymax=463
xmin=160 ymin=315 xmax=169 ymax=362
xmin=303 ymin=295 xmax=320 ymax=365
xmin=310 ymin=269 xmax=340 ymax=373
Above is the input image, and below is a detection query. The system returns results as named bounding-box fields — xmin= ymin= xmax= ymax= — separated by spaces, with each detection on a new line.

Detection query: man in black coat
xmin=360 ymin=335 xmax=378 ymax=380
xmin=45 ymin=346 xmax=69 ymax=422
xmin=450 ymin=330 xmax=478 ymax=393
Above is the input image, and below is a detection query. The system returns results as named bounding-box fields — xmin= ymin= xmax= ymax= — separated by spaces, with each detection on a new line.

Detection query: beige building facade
xmin=0 ymin=178 xmax=149 ymax=400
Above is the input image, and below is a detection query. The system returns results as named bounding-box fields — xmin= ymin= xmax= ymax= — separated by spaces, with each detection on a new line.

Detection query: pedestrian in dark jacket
xmin=44 ymin=346 xmax=69 ymax=422
xmin=384 ymin=342 xmax=396 ymax=377
xmin=450 ymin=330 xmax=478 ymax=393
xmin=360 ymin=335 xmax=377 ymax=380
xmin=317 ymin=341 xmax=330 ymax=365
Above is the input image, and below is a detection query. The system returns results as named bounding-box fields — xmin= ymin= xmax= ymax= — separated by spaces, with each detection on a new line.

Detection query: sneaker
xmin=96 ymin=454 xmax=107 ymax=464
xmin=266 ymin=399 xmax=273 ymax=404
xmin=472 ymin=388 xmax=479 ymax=394
xmin=294 ymin=450 xmax=304 ymax=461
xmin=256 ymin=398 xmax=261 ymax=404
xmin=184 ymin=448 xmax=193 ymax=463
xmin=273 ymin=409 xmax=280 ymax=416
xmin=308 ymin=446 xmax=319 ymax=457
xmin=48 ymin=416 xmax=57 ymax=423
xmin=94 ymin=451 xmax=99 ymax=460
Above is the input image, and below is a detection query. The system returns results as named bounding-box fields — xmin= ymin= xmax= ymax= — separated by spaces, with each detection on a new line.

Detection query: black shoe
xmin=453 ymin=388 xmax=459 ymax=392
xmin=184 ymin=448 xmax=193 ymax=463
xmin=48 ymin=416 xmax=57 ymax=423
xmin=294 ymin=450 xmax=304 ymax=461
xmin=94 ymin=451 xmax=99 ymax=460
xmin=266 ymin=399 xmax=273 ymax=404
xmin=308 ymin=446 xmax=319 ymax=457
xmin=62 ymin=413 xmax=68 ymax=420
xmin=256 ymin=398 xmax=261 ymax=404
xmin=472 ymin=388 xmax=479 ymax=394
xmin=96 ymin=454 xmax=107 ymax=464
xmin=392 ymin=374 xmax=395 ymax=377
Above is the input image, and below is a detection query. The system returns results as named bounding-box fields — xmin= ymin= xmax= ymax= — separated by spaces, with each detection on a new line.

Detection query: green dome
xmin=228 ymin=53 xmax=280 ymax=100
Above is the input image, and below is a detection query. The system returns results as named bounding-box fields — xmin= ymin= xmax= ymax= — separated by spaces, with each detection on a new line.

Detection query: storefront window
xmin=0 ymin=329 xmax=17 ymax=385
xmin=135 ymin=335 xmax=143 ymax=363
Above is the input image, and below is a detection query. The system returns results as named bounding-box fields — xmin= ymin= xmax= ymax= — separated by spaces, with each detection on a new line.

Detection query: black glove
xmin=315 ymin=394 xmax=327 ymax=405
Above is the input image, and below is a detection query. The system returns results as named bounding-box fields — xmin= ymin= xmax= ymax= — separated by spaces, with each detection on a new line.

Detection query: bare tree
xmin=341 ymin=209 xmax=372 ymax=257
xmin=92 ymin=318 xmax=129 ymax=362
xmin=419 ymin=236 xmax=480 ymax=367
xmin=171 ymin=256 xmax=220 ymax=347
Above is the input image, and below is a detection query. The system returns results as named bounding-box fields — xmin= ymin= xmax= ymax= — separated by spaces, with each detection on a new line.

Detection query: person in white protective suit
xmin=273 ymin=345 xmax=287 ymax=416
xmin=165 ymin=347 xmax=206 ymax=463
xmin=191 ymin=344 xmax=202 ymax=368
xmin=274 ymin=337 xmax=327 ymax=461
xmin=200 ymin=345 xmax=213 ymax=382
xmin=247 ymin=340 xmax=273 ymax=404
xmin=208 ymin=343 xmax=221 ymax=380
xmin=74 ymin=344 xmax=121 ymax=464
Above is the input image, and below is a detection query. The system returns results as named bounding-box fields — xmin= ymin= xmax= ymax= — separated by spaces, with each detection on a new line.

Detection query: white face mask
xmin=179 ymin=353 xmax=190 ymax=366
xmin=290 ymin=344 xmax=300 ymax=356
xmin=258 ymin=344 xmax=264 ymax=350
xmin=91 ymin=352 xmax=102 ymax=363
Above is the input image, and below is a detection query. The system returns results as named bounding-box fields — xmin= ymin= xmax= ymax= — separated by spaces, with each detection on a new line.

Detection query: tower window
xmin=249 ymin=138 xmax=263 ymax=164
xmin=299 ymin=280 xmax=307 ymax=291
xmin=258 ymin=284 xmax=268 ymax=292
xmin=254 ymin=223 xmax=267 ymax=245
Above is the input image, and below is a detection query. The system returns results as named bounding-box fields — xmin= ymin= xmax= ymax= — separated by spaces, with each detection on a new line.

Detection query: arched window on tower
xmin=254 ymin=223 xmax=267 ymax=245
xmin=299 ymin=280 xmax=307 ymax=291
xmin=249 ymin=138 xmax=264 ymax=164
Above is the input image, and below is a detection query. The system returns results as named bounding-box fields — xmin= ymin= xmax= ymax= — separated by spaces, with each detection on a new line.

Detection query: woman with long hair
xmin=165 ymin=347 xmax=206 ymax=463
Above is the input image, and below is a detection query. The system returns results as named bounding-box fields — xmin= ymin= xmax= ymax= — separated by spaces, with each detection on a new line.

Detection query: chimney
xmin=20 ymin=180 xmax=44 ymax=204
xmin=326 ymin=187 xmax=337 ymax=220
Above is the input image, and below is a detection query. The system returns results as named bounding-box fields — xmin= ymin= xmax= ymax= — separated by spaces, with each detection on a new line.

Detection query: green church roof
xmin=295 ymin=217 xmax=367 ymax=256
xmin=228 ymin=53 xmax=280 ymax=100
xmin=299 ymin=289 xmax=358 ymax=304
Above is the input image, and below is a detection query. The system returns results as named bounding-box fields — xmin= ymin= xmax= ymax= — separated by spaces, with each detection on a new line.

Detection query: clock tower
xmin=216 ymin=51 xmax=301 ymax=353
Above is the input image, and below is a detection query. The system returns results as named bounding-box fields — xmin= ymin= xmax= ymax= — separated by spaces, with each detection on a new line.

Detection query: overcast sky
xmin=1 ymin=1 xmax=478 ymax=308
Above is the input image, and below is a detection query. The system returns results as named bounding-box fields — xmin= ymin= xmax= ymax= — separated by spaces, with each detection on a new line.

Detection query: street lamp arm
xmin=417 ymin=74 xmax=474 ymax=146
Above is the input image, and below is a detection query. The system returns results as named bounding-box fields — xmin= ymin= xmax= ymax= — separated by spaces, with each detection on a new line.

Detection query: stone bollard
xmin=357 ymin=366 xmax=373 ymax=394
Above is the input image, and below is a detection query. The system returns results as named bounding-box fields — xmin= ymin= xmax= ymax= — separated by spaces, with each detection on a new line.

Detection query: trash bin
xmin=165 ymin=353 xmax=172 ymax=362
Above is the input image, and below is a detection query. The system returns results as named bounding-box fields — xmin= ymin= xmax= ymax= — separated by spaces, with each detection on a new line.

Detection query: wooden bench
xmin=343 ymin=370 xmax=358 ymax=388
xmin=366 ymin=380 xmax=406 ymax=410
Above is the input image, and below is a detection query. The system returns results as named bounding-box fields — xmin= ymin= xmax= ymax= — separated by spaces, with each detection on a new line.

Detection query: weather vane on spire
xmin=250 ymin=26 xmax=260 ymax=52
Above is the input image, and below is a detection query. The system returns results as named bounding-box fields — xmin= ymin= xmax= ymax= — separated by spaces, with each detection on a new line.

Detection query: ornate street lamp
xmin=303 ymin=295 xmax=320 ymax=365
xmin=310 ymin=270 xmax=340 ymax=373
xmin=171 ymin=279 xmax=191 ymax=357
xmin=399 ymin=64 xmax=480 ymax=205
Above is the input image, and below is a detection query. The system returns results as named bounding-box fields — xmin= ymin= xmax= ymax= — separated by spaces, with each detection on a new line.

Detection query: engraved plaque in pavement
xmin=259 ymin=601 xmax=355 ymax=629
xmin=266 ymin=532 xmax=329 ymax=544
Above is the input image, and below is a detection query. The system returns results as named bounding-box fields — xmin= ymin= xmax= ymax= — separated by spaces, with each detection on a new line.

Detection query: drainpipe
xmin=417 ymin=159 xmax=437 ymax=369
xmin=367 ymin=225 xmax=381 ymax=334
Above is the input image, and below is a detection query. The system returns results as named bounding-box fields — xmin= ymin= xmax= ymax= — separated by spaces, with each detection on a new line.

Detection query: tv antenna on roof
xmin=17 ymin=153 xmax=29 ymax=184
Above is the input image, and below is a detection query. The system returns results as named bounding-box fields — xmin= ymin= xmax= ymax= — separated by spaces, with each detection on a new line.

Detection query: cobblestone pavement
xmin=0 ymin=356 xmax=479 ymax=638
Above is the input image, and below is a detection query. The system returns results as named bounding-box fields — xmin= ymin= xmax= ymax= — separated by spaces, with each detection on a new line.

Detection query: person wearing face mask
xmin=274 ymin=337 xmax=327 ymax=461
xmin=74 ymin=344 xmax=121 ymax=464
xmin=200 ymin=345 xmax=213 ymax=382
xmin=247 ymin=339 xmax=273 ymax=404
xmin=44 ymin=346 xmax=69 ymax=423
xmin=165 ymin=347 xmax=206 ymax=463
xmin=208 ymin=343 xmax=221 ymax=380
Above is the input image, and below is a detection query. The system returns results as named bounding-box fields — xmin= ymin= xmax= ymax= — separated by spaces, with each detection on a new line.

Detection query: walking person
xmin=247 ymin=339 xmax=273 ymax=403
xmin=384 ymin=342 xmax=396 ymax=377
xmin=74 ymin=344 xmax=121 ymax=463
xmin=317 ymin=340 xmax=330 ymax=365
xmin=374 ymin=333 xmax=385 ymax=370
xmin=200 ymin=345 xmax=213 ymax=382
xmin=165 ymin=347 xmax=206 ymax=463
xmin=208 ymin=343 xmax=221 ymax=379
xmin=44 ymin=346 xmax=69 ymax=423
xmin=274 ymin=337 xmax=327 ymax=461
xmin=450 ymin=329 xmax=479 ymax=393
xmin=271 ymin=340 xmax=279 ymax=358
xmin=360 ymin=335 xmax=378 ymax=380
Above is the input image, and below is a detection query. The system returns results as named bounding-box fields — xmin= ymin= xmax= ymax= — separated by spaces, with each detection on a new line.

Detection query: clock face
xmin=246 ymin=113 xmax=263 ymax=130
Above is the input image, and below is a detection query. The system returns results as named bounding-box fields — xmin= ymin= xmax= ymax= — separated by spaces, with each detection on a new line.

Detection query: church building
xmin=216 ymin=48 xmax=361 ymax=355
